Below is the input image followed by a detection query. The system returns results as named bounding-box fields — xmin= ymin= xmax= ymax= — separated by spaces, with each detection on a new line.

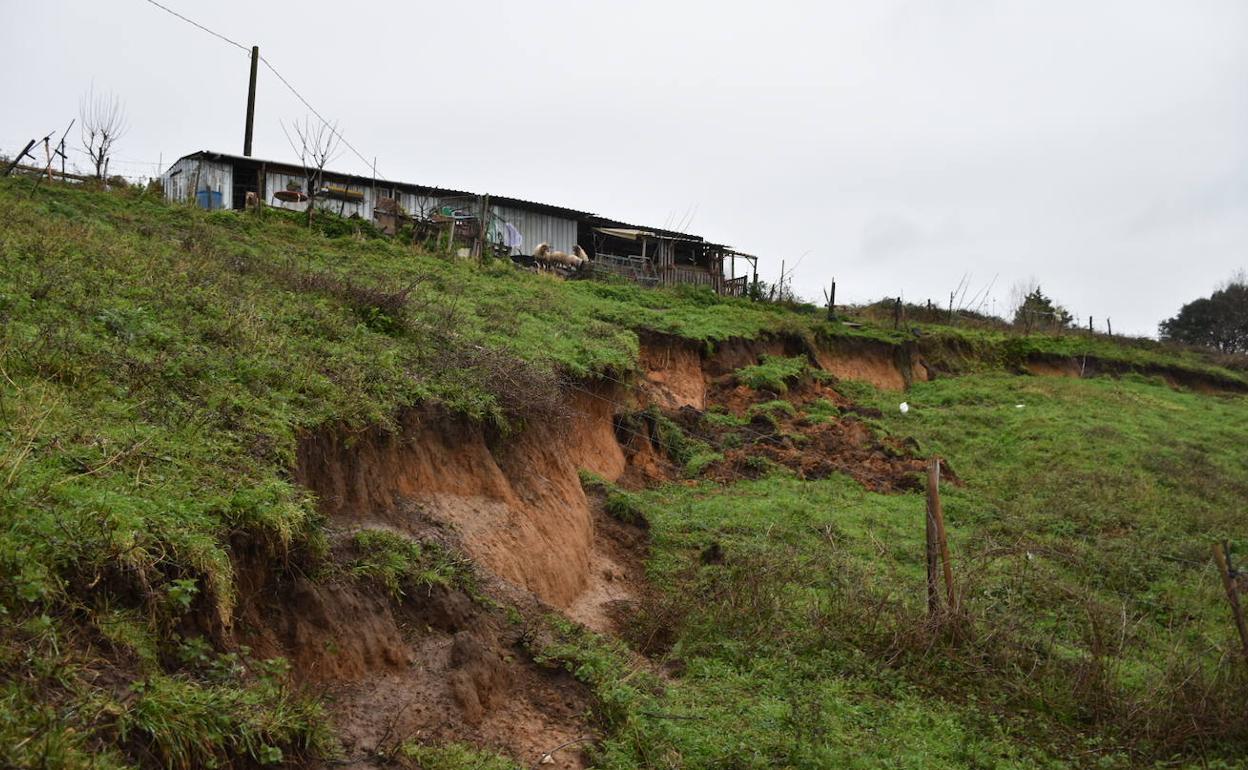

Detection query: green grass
xmin=746 ymin=399 xmax=798 ymax=425
xmin=348 ymin=529 xmax=472 ymax=599
xmin=909 ymin=323 xmax=1248 ymax=388
xmin=569 ymin=374 xmax=1248 ymax=768
xmin=3 ymin=178 xmax=1247 ymax=768
xmin=0 ymin=179 xmax=836 ymax=767
xmin=398 ymin=741 xmax=522 ymax=769
xmin=734 ymin=354 xmax=811 ymax=393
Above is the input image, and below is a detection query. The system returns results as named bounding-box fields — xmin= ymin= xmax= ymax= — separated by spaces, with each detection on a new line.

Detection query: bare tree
xmin=281 ymin=116 xmax=342 ymax=227
xmin=79 ymin=85 xmax=128 ymax=181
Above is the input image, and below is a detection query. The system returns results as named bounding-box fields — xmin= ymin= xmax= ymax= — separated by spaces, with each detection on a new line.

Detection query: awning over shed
xmin=594 ymin=227 xmax=652 ymax=240
xmin=594 ymin=227 xmax=702 ymax=242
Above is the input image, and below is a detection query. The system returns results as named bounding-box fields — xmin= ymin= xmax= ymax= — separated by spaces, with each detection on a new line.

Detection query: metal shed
xmin=159 ymin=149 xmax=757 ymax=295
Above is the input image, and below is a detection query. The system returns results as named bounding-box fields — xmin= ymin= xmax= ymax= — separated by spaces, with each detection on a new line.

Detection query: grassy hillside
xmin=1 ymin=178 xmax=1246 ymax=769
xmin=0 ymin=179 xmax=831 ymax=767
xmin=538 ymin=374 xmax=1247 ymax=768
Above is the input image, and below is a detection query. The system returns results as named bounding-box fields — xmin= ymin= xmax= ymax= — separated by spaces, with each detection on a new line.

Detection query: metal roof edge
xmin=162 ymin=149 xmax=747 ymax=254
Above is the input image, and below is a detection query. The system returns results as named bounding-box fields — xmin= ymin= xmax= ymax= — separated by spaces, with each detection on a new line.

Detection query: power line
xmin=257 ymin=56 xmax=388 ymax=181
xmin=142 ymin=0 xmax=249 ymax=54
xmin=139 ymin=0 xmax=388 ymax=181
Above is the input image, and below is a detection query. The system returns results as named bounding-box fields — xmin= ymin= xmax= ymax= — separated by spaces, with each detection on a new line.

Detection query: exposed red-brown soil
xmin=270 ymin=332 xmax=949 ymax=766
xmin=231 ymin=533 xmax=595 ymax=770
xmin=814 ymin=338 xmax=928 ymax=391
xmin=567 ymin=495 xmax=651 ymax=634
xmin=1023 ymin=352 xmax=1245 ymax=395
xmin=1025 ymin=358 xmax=1083 ymax=378
xmin=677 ymin=376 xmax=943 ymax=493
xmin=638 ymin=331 xmax=928 ymax=403
xmin=296 ymin=385 xmax=625 ymax=608
xmin=637 ymin=335 xmax=708 ymax=410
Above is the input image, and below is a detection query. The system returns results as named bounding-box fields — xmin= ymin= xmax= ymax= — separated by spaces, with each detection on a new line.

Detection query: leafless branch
xmin=79 ymin=85 xmax=128 ymax=180
xmin=281 ymin=115 xmax=343 ymax=226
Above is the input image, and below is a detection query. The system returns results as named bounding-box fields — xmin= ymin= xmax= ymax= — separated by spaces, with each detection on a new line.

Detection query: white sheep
xmin=533 ymin=242 xmax=588 ymax=271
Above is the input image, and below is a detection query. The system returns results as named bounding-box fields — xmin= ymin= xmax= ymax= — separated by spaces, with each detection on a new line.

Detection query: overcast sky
xmin=3 ymin=1 xmax=1245 ymax=335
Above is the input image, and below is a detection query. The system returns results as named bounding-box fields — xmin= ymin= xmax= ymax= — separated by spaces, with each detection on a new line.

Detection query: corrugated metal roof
xmin=168 ymin=150 xmax=743 ymax=253
xmin=585 ymin=214 xmax=705 ymax=242
xmin=174 ymin=150 xmax=592 ymax=219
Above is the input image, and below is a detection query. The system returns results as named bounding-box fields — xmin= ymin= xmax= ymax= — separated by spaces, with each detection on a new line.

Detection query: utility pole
xmin=243 ymin=46 xmax=259 ymax=156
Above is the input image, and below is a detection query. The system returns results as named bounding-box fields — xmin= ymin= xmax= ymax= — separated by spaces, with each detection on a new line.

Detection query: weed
xmin=734 ymin=354 xmax=810 ymax=394
xmin=349 ymin=530 xmax=467 ymax=599
xmin=650 ymin=410 xmax=722 ymax=477
xmin=398 ymin=741 xmax=521 ymax=769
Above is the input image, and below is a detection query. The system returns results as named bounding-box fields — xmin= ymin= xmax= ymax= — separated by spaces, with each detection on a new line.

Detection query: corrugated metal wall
xmin=161 ymin=159 xmax=578 ymax=255
xmin=265 ymin=171 xmax=377 ymax=218
xmin=491 ymin=204 xmax=577 ymax=255
xmin=163 ymin=158 xmax=233 ymax=209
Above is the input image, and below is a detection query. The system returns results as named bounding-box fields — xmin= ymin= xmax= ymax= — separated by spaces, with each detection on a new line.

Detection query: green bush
xmin=349 ymin=530 xmax=465 ymax=598
xmin=735 ymin=355 xmax=809 ymax=393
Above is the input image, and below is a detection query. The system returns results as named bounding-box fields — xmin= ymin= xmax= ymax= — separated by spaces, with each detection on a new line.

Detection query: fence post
xmin=1212 ymin=542 xmax=1248 ymax=661
xmin=3 ymin=139 xmax=37 ymax=177
xmin=927 ymin=458 xmax=956 ymax=612
xmin=1106 ymin=317 xmax=1112 ymax=337
xmin=926 ymin=478 xmax=940 ymax=616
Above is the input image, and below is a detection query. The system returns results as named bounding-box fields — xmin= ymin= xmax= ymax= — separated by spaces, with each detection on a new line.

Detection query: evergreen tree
xmin=1159 ymin=280 xmax=1248 ymax=353
xmin=1012 ymin=286 xmax=1073 ymax=330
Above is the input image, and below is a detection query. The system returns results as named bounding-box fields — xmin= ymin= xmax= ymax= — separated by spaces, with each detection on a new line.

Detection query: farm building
xmin=584 ymin=217 xmax=756 ymax=297
xmin=162 ymin=150 xmax=758 ymax=295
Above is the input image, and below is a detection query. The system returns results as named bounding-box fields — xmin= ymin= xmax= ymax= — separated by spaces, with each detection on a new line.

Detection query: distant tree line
xmin=1160 ymin=274 xmax=1248 ymax=353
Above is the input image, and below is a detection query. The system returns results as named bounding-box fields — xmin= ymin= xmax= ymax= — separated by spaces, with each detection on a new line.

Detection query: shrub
xmin=349 ymin=530 xmax=466 ymax=598
xmin=651 ymin=410 xmax=721 ymax=477
xmin=735 ymin=355 xmax=809 ymax=393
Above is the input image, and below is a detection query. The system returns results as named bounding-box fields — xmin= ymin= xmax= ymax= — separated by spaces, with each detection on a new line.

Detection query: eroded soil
xmin=262 ymin=336 xmax=940 ymax=766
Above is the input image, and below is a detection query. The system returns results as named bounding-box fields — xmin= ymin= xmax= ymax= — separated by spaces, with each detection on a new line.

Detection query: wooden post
xmin=1106 ymin=318 xmax=1112 ymax=337
xmin=4 ymin=139 xmax=37 ymax=177
xmin=925 ymin=472 xmax=941 ymax=616
xmin=893 ymin=297 xmax=902 ymax=329
xmin=948 ymin=291 xmax=955 ymax=323
xmin=476 ymin=193 xmax=490 ymax=261
xmin=244 ymin=46 xmax=259 ymax=156
xmin=928 ymin=458 xmax=956 ymax=611
xmin=1212 ymin=542 xmax=1248 ymax=660
xmin=1088 ymin=316 xmax=1093 ymax=334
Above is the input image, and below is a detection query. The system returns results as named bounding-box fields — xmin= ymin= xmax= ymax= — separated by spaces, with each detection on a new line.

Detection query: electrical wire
xmin=257 ymin=55 xmax=388 ymax=181
xmin=142 ymin=0 xmax=250 ymax=54
xmin=140 ymin=0 xmax=388 ymax=181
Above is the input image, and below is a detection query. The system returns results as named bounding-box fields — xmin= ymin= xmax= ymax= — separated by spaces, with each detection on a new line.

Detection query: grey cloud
xmin=1 ymin=0 xmax=1245 ymax=336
